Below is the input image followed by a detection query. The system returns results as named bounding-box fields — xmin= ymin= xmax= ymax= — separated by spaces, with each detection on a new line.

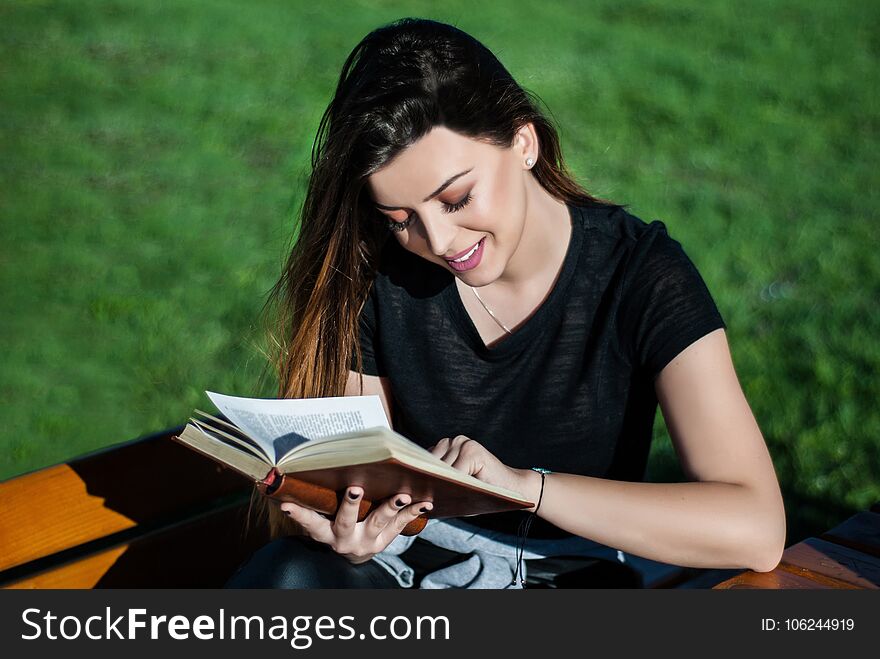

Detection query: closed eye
xmin=385 ymin=192 xmax=474 ymax=231
xmin=442 ymin=192 xmax=473 ymax=214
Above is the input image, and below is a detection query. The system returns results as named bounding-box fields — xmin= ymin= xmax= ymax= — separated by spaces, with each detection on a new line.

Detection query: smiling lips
xmin=445 ymin=237 xmax=485 ymax=272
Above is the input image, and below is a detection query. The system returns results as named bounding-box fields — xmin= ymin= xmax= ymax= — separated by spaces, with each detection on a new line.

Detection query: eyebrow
xmin=374 ymin=167 xmax=474 ymax=210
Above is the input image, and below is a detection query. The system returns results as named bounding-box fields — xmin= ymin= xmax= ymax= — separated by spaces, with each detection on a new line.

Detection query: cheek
xmin=476 ymin=192 xmax=516 ymax=241
xmin=481 ymin=168 xmax=522 ymax=231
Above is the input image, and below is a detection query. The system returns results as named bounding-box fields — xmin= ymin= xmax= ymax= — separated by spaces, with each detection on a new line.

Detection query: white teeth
xmin=452 ymin=241 xmax=480 ymax=262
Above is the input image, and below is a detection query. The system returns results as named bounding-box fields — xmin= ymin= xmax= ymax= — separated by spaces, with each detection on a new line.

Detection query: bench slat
xmin=0 ymin=464 xmax=136 ymax=573
xmin=0 ymin=428 xmax=254 ymax=573
xmin=713 ymin=567 xmax=860 ymax=589
xmin=820 ymin=511 xmax=880 ymax=559
xmin=2 ymin=501 xmax=268 ymax=589
xmin=777 ymin=537 xmax=879 ymax=589
xmin=4 ymin=545 xmax=128 ymax=589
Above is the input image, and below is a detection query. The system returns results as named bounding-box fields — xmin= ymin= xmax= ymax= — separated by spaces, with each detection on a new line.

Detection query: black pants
xmin=224 ymin=535 xmax=471 ymax=589
xmin=224 ymin=535 xmax=643 ymax=589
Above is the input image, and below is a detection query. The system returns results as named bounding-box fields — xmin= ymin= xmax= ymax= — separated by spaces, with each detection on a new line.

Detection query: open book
xmin=173 ymin=391 xmax=533 ymax=536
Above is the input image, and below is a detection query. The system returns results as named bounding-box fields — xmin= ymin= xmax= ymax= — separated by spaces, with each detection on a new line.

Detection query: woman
xmin=226 ymin=17 xmax=786 ymax=589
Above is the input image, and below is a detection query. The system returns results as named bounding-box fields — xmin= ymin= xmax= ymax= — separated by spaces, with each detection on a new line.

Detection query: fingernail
xmin=348 ymin=490 xmax=361 ymax=501
xmin=419 ymin=504 xmax=433 ymax=514
xmin=395 ymin=498 xmax=405 ymax=507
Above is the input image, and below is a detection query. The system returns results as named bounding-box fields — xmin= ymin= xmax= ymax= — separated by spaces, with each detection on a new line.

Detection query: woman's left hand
xmin=430 ymin=435 xmax=541 ymax=511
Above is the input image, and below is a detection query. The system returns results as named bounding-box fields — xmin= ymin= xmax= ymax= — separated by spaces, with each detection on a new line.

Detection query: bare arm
xmin=521 ymin=328 xmax=786 ymax=572
xmin=436 ymin=328 xmax=787 ymax=573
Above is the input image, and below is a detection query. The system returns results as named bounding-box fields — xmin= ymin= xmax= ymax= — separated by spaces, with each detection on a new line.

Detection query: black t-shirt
xmin=351 ymin=200 xmax=726 ymax=537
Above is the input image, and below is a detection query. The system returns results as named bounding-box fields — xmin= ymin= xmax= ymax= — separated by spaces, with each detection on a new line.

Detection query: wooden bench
xmin=0 ymin=427 xmax=269 ymax=588
xmin=711 ymin=504 xmax=880 ymax=589
xmin=5 ymin=426 xmax=818 ymax=590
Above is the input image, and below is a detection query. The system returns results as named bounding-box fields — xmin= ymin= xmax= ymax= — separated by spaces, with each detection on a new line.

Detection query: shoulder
xmin=573 ymin=201 xmax=671 ymax=251
xmin=571 ymin=201 xmax=687 ymax=283
xmin=604 ymin=206 xmax=725 ymax=377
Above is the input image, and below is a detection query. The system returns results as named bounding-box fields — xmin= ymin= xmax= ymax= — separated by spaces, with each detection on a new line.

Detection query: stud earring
xmin=525 ymin=157 xmax=534 ymax=167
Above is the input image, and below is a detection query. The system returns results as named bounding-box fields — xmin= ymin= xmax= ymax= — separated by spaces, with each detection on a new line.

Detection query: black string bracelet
xmin=512 ymin=467 xmax=552 ymax=588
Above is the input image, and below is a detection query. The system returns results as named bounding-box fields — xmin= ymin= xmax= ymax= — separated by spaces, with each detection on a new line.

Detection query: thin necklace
xmin=467 ymin=284 xmax=513 ymax=335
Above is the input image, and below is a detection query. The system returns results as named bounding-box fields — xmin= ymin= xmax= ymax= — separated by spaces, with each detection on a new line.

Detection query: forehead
xmin=367 ymin=126 xmax=497 ymax=203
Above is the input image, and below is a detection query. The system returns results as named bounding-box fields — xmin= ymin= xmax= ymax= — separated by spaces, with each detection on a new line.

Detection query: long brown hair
xmin=255 ymin=17 xmax=620 ymax=539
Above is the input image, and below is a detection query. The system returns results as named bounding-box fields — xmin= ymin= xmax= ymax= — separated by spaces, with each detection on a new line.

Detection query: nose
xmin=419 ymin=210 xmax=458 ymax=258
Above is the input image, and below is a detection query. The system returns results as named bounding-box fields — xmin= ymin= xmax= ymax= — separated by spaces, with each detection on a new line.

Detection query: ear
xmin=513 ymin=122 xmax=539 ymax=167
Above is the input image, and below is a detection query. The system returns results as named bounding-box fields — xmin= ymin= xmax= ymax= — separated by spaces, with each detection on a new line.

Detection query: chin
xmin=458 ymin=263 xmax=503 ymax=288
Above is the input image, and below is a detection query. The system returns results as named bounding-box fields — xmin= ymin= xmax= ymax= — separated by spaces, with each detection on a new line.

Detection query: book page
xmin=205 ymin=391 xmax=390 ymax=463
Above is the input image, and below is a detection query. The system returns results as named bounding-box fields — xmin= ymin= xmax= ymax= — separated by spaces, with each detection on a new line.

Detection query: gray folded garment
xmin=371 ymin=517 xmax=630 ymax=589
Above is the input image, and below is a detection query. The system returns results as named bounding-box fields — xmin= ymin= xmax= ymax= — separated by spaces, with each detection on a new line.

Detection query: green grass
xmin=1 ymin=0 xmax=878 ymax=546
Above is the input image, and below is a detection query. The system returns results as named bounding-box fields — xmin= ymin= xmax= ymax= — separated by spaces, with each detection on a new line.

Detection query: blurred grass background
xmin=1 ymin=0 xmax=877 ymax=547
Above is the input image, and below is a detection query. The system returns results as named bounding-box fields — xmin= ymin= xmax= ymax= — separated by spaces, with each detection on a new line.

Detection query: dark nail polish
xmin=395 ymin=498 xmax=405 ymax=507
xmin=419 ymin=505 xmax=432 ymax=514
xmin=348 ymin=490 xmax=360 ymax=501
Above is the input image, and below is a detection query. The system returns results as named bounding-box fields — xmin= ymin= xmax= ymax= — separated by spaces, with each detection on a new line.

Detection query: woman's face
xmin=366 ymin=124 xmax=536 ymax=287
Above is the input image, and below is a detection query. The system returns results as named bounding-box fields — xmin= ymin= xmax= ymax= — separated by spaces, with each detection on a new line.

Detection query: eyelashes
xmin=443 ymin=192 xmax=473 ymax=214
xmin=385 ymin=192 xmax=474 ymax=233
xmin=385 ymin=214 xmax=413 ymax=233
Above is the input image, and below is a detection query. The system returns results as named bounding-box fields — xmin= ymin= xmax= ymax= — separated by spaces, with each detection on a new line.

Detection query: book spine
xmin=258 ymin=471 xmax=427 ymax=537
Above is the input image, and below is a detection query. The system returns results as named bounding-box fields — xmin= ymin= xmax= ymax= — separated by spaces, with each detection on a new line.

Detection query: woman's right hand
xmin=279 ymin=487 xmax=432 ymax=565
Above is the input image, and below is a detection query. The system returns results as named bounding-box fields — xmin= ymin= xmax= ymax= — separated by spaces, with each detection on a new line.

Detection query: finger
xmin=430 ymin=437 xmax=450 ymax=458
xmin=439 ymin=440 xmax=464 ymax=465
xmin=381 ymin=501 xmax=433 ymax=544
xmin=451 ymin=451 xmax=480 ymax=476
xmin=281 ymin=501 xmax=330 ymax=520
xmin=332 ymin=486 xmax=364 ymax=536
xmin=280 ymin=502 xmax=334 ymax=544
xmin=441 ymin=435 xmax=475 ymax=464
xmin=364 ymin=493 xmax=412 ymax=536
xmin=452 ymin=436 xmax=490 ymax=477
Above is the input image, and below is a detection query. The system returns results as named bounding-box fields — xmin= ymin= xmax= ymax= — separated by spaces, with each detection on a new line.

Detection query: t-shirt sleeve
xmin=350 ymin=282 xmax=387 ymax=377
xmin=618 ymin=221 xmax=726 ymax=379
